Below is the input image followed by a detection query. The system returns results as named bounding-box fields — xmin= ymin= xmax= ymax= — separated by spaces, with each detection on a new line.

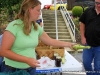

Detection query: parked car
xmin=49 ymin=1 xmax=67 ymax=10
xmin=43 ymin=4 xmax=52 ymax=9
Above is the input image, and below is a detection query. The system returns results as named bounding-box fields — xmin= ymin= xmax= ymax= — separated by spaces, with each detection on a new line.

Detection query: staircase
xmin=42 ymin=9 xmax=73 ymax=42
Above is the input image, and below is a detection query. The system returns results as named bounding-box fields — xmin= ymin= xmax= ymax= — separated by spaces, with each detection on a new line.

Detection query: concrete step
xmin=42 ymin=9 xmax=72 ymax=42
xmin=48 ymin=36 xmax=71 ymax=39
xmin=43 ymin=15 xmax=62 ymax=18
xmin=44 ymin=26 xmax=67 ymax=29
xmin=46 ymin=32 xmax=70 ymax=35
xmin=42 ymin=14 xmax=61 ymax=16
xmin=44 ymin=29 xmax=56 ymax=32
xmin=44 ymin=23 xmax=66 ymax=24
xmin=43 ymin=19 xmax=65 ymax=23
xmin=42 ymin=10 xmax=61 ymax=13
xmin=59 ymin=39 xmax=72 ymax=42
xmin=43 ymin=23 xmax=66 ymax=26
xmin=44 ymin=29 xmax=68 ymax=32
xmin=43 ymin=18 xmax=65 ymax=21
xmin=58 ymin=36 xmax=71 ymax=39
xmin=43 ymin=14 xmax=62 ymax=16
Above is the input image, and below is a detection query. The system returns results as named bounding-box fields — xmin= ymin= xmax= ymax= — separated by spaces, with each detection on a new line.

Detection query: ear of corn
xmin=73 ymin=44 xmax=91 ymax=50
xmin=61 ymin=55 xmax=66 ymax=64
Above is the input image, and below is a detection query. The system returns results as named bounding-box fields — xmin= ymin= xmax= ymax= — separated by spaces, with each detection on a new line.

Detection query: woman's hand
xmin=26 ymin=58 xmax=40 ymax=68
xmin=67 ymin=42 xmax=77 ymax=49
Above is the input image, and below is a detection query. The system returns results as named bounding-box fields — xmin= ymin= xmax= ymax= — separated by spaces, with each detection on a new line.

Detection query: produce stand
xmin=36 ymin=49 xmax=82 ymax=75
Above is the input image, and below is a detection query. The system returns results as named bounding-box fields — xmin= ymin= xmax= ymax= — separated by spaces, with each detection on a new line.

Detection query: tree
xmin=0 ymin=0 xmax=22 ymax=21
xmin=67 ymin=0 xmax=75 ymax=10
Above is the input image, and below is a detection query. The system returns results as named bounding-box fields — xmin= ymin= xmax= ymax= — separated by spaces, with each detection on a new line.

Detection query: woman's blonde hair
xmin=15 ymin=0 xmax=41 ymax=35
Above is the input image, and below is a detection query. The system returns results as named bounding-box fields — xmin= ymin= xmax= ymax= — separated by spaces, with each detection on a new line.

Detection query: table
xmin=36 ymin=49 xmax=82 ymax=74
xmin=61 ymin=49 xmax=82 ymax=72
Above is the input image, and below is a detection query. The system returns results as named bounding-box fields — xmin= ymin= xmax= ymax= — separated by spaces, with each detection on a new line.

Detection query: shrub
xmin=72 ymin=6 xmax=83 ymax=17
xmin=72 ymin=17 xmax=80 ymax=30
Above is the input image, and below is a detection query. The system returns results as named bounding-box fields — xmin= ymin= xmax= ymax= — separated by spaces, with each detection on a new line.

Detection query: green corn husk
xmin=73 ymin=44 xmax=91 ymax=54
xmin=73 ymin=44 xmax=91 ymax=50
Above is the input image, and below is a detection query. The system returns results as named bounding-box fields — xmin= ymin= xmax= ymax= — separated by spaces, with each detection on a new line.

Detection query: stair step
xmin=58 ymin=39 xmax=72 ymax=42
xmin=42 ymin=11 xmax=61 ymax=13
xmin=44 ymin=29 xmax=56 ymax=32
xmin=43 ymin=22 xmax=65 ymax=24
xmin=59 ymin=36 xmax=71 ymax=38
xmin=43 ymin=20 xmax=64 ymax=22
xmin=44 ymin=29 xmax=68 ymax=32
xmin=43 ymin=18 xmax=64 ymax=21
xmin=42 ymin=9 xmax=72 ymax=42
xmin=47 ymin=34 xmax=70 ymax=37
xmin=44 ymin=25 xmax=66 ymax=27
xmin=49 ymin=36 xmax=71 ymax=39
xmin=46 ymin=32 xmax=69 ymax=33
xmin=43 ymin=13 xmax=62 ymax=15
xmin=49 ymin=35 xmax=71 ymax=38
xmin=44 ymin=26 xmax=67 ymax=29
xmin=43 ymin=24 xmax=66 ymax=26
xmin=46 ymin=32 xmax=70 ymax=36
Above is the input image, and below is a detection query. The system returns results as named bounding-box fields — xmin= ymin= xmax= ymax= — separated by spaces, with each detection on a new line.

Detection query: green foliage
xmin=72 ymin=17 xmax=80 ymax=34
xmin=0 ymin=9 xmax=8 ymax=25
xmin=72 ymin=17 xmax=79 ymax=29
xmin=12 ymin=4 xmax=21 ymax=13
xmin=0 ymin=0 xmax=23 ymax=26
xmin=0 ymin=0 xmax=22 ymax=14
xmin=72 ymin=6 xmax=83 ymax=17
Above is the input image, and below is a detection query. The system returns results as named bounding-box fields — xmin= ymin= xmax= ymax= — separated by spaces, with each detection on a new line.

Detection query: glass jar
xmin=55 ymin=56 xmax=61 ymax=67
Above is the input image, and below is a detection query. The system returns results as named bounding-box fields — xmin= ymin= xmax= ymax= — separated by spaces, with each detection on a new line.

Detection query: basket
xmin=36 ymin=40 xmax=64 ymax=59
xmin=35 ymin=48 xmax=64 ymax=59
xmin=36 ymin=49 xmax=54 ymax=59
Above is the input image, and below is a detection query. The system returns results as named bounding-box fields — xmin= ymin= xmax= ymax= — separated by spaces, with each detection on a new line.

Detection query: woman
xmin=0 ymin=0 xmax=75 ymax=75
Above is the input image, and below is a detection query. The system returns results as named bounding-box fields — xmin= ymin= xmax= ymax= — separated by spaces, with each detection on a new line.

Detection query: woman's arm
xmin=0 ymin=31 xmax=40 ymax=67
xmin=39 ymin=32 xmax=75 ymax=48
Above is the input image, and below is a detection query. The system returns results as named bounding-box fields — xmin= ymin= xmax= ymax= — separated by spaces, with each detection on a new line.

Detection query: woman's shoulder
xmin=6 ymin=19 xmax=23 ymax=31
xmin=8 ymin=19 xmax=23 ymax=25
xmin=6 ymin=19 xmax=23 ymax=35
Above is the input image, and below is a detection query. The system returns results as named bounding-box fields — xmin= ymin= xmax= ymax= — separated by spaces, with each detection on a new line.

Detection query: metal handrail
xmin=59 ymin=1 xmax=76 ymax=42
xmin=54 ymin=0 xmax=58 ymax=40
xmin=42 ymin=0 xmax=76 ymax=42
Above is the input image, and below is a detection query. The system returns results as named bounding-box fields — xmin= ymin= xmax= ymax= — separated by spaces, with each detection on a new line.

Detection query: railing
xmin=54 ymin=0 xmax=58 ymax=40
xmin=42 ymin=0 xmax=76 ymax=42
xmin=59 ymin=1 xmax=76 ymax=42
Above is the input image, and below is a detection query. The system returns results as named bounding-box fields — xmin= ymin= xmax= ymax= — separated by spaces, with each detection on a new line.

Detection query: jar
xmin=55 ymin=56 xmax=61 ymax=67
